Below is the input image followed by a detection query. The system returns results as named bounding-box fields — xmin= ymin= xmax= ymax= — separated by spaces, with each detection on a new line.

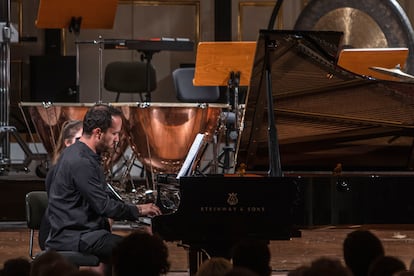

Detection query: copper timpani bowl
xmin=20 ymin=102 xmax=90 ymax=154
xmin=19 ymin=102 xmax=130 ymax=166
xmin=120 ymin=102 xmax=226 ymax=174
xmin=20 ymin=102 xmax=226 ymax=175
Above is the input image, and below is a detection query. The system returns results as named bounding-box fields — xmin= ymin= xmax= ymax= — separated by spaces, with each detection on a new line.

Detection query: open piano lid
xmin=236 ymin=30 xmax=414 ymax=173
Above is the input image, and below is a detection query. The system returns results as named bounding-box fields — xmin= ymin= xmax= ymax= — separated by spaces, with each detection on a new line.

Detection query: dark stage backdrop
xmin=30 ymin=55 xmax=78 ymax=103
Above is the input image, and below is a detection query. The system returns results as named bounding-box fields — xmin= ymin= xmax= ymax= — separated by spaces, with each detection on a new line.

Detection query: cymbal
xmin=369 ymin=66 xmax=414 ymax=81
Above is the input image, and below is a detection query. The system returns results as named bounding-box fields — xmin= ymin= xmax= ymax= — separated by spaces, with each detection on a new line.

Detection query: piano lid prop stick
xmin=264 ymin=35 xmax=282 ymax=177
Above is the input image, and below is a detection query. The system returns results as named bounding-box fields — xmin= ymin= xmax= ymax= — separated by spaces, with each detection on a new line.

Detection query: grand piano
xmin=151 ymin=30 xmax=414 ymax=274
xmin=152 ymin=176 xmax=301 ymax=272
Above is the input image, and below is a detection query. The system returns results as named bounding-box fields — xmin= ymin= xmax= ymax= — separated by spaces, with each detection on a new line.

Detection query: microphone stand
xmin=222 ymin=71 xmax=240 ymax=172
xmin=69 ymin=17 xmax=82 ymax=101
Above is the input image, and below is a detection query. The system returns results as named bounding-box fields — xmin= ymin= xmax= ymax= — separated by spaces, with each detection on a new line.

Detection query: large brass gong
xmin=294 ymin=0 xmax=414 ymax=74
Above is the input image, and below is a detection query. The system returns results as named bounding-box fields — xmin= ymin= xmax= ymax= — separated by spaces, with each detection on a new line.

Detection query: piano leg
xmin=188 ymin=248 xmax=208 ymax=276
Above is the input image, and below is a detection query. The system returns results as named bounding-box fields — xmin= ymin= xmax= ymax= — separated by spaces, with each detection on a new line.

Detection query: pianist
xmin=45 ymin=104 xmax=161 ymax=276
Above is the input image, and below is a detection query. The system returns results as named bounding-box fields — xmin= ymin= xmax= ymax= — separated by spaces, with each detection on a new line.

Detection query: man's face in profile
xmin=96 ymin=115 xmax=122 ymax=154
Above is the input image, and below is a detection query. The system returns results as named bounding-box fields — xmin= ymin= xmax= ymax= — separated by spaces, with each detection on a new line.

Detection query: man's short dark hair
xmin=82 ymin=104 xmax=122 ymax=135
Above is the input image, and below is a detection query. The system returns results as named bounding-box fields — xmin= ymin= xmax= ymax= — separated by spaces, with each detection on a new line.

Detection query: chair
xmin=25 ymin=191 xmax=100 ymax=267
xmin=104 ymin=61 xmax=157 ymax=102
xmin=172 ymin=67 xmax=220 ymax=103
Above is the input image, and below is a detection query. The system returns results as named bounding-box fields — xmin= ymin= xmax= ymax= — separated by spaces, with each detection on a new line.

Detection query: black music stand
xmin=36 ymin=0 xmax=118 ymax=100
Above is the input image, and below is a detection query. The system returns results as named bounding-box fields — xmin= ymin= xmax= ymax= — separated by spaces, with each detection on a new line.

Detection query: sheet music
xmin=107 ymin=183 xmax=123 ymax=201
xmin=138 ymin=217 xmax=152 ymax=226
xmin=176 ymin=133 xmax=205 ymax=179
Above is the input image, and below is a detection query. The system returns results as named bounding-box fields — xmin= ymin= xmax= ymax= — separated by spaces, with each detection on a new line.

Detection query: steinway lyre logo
xmin=227 ymin=192 xmax=238 ymax=206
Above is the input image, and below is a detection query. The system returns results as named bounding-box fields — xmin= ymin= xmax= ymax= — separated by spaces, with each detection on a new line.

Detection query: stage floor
xmin=1 ymin=222 xmax=414 ymax=275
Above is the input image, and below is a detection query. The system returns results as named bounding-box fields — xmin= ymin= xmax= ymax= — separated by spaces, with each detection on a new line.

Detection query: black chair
xmin=25 ymin=191 xmax=100 ymax=267
xmin=172 ymin=67 xmax=220 ymax=103
xmin=104 ymin=61 xmax=157 ymax=102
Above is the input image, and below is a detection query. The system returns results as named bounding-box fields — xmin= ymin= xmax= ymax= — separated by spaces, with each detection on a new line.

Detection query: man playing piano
xmin=45 ymin=104 xmax=161 ymax=276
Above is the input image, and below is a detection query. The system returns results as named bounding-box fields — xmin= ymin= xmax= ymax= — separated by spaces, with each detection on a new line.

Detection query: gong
xmin=294 ymin=0 xmax=414 ymax=74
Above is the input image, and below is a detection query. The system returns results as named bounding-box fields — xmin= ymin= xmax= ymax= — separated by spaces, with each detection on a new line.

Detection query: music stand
xmin=36 ymin=0 xmax=118 ymax=100
xmin=36 ymin=0 xmax=117 ymax=29
xmin=193 ymin=42 xmax=256 ymax=173
xmin=337 ymin=47 xmax=409 ymax=81
xmin=194 ymin=42 xmax=256 ymax=87
xmin=194 ymin=41 xmax=256 ymax=120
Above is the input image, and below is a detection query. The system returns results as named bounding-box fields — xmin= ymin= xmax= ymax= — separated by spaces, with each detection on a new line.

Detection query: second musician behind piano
xmin=45 ymin=104 xmax=161 ymax=276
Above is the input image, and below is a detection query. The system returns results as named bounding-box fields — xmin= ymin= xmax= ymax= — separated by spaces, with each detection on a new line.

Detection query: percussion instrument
xmin=19 ymin=102 xmax=130 ymax=168
xmin=121 ymin=102 xmax=227 ymax=174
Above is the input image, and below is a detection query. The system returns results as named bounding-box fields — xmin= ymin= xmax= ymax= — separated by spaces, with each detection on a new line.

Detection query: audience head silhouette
xmin=303 ymin=257 xmax=352 ymax=276
xmin=195 ymin=257 xmax=232 ymax=276
xmin=67 ymin=271 xmax=101 ymax=276
xmin=395 ymin=271 xmax=414 ymax=276
xmin=343 ymin=229 xmax=385 ymax=276
xmin=1 ymin=257 xmax=30 ymax=276
xmin=231 ymin=239 xmax=271 ymax=276
xmin=112 ymin=230 xmax=170 ymax=276
xmin=30 ymin=250 xmax=77 ymax=276
xmin=287 ymin=265 xmax=310 ymax=276
xmin=368 ymin=255 xmax=406 ymax=276
xmin=225 ymin=267 xmax=260 ymax=276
